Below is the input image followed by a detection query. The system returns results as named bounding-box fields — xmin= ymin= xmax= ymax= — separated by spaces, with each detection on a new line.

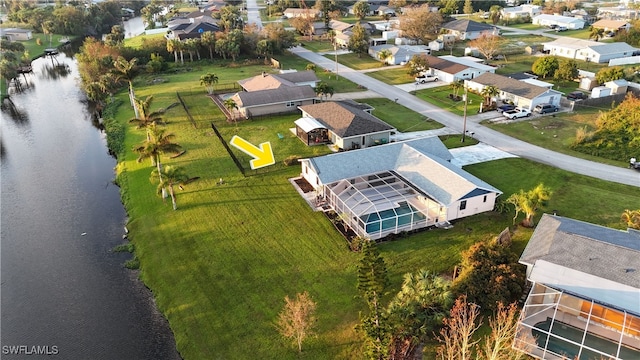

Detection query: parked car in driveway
xmin=496 ymin=104 xmax=516 ymax=112
xmin=567 ymin=91 xmax=587 ymax=101
xmin=534 ymin=103 xmax=559 ymax=114
xmin=415 ymin=74 xmax=438 ymax=83
xmin=503 ymin=108 xmax=531 ymax=119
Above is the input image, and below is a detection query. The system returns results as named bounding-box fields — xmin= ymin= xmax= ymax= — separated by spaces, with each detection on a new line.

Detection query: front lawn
xmin=325 ymin=52 xmax=384 ymax=70
xmin=413 ymin=85 xmax=484 ymax=116
xmin=300 ymin=40 xmax=335 ymax=53
xmin=353 ymin=97 xmax=444 ymax=132
xmin=366 ymin=67 xmax=414 ymax=85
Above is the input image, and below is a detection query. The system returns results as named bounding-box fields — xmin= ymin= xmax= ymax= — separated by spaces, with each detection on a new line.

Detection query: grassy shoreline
xmin=103 ymin=60 xmax=640 ymax=359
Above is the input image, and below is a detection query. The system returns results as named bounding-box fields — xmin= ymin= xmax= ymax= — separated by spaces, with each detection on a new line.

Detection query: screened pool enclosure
xmin=325 ymin=170 xmax=445 ymax=240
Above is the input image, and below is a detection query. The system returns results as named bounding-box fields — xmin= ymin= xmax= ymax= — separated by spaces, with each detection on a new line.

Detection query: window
xmin=483 ymin=195 xmax=487 ymax=203
xmin=286 ymin=101 xmax=296 ymax=107
xmin=460 ymin=200 xmax=467 ymax=210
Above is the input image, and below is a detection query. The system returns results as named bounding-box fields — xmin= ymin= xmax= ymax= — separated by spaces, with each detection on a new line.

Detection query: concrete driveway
xmin=289 ymin=46 xmax=639 ymax=188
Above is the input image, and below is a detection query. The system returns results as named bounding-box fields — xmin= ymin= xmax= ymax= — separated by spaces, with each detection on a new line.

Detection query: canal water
xmin=1 ymin=54 xmax=181 ymax=359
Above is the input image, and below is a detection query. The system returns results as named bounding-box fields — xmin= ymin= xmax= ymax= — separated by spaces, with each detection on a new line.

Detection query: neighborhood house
xmin=441 ymin=19 xmax=499 ymax=40
xmin=532 ymin=14 xmax=585 ymax=29
xmin=542 ymin=38 xmax=639 ymax=63
xmin=514 ymin=214 xmax=640 ymax=360
xmin=298 ymin=137 xmax=502 ymax=240
xmin=466 ymin=73 xmax=562 ymax=111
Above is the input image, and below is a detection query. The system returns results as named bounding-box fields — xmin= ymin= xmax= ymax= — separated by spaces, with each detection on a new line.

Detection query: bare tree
xmin=468 ymin=32 xmax=502 ymax=61
xmin=276 ymin=291 xmax=317 ymax=353
xmin=399 ymin=5 xmax=443 ymax=44
xmin=437 ymin=296 xmax=481 ymax=360
xmin=478 ymin=302 xmax=529 ymax=360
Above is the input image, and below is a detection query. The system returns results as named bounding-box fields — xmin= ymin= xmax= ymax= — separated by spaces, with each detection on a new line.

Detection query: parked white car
xmin=503 ymin=108 xmax=531 ymax=119
xmin=415 ymin=74 xmax=438 ymax=84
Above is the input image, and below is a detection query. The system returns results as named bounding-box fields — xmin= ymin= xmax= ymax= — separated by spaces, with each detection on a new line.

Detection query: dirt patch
xmin=544 ymin=121 xmax=565 ymax=130
xmin=294 ymin=177 xmax=314 ymax=193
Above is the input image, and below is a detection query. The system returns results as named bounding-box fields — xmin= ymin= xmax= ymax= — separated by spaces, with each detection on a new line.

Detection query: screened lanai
xmin=514 ymin=283 xmax=640 ymax=360
xmin=325 ymin=170 xmax=444 ymax=240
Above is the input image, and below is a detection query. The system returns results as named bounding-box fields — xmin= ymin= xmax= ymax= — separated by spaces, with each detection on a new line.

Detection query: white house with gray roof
xmin=543 ymin=38 xmax=639 ymax=63
xmin=514 ymin=214 xmax=640 ymax=360
xmin=465 ymin=73 xmax=563 ymax=111
xmin=532 ymin=14 xmax=585 ymax=29
xmin=298 ymin=137 xmax=502 ymax=240
xmin=368 ymin=44 xmax=431 ymax=65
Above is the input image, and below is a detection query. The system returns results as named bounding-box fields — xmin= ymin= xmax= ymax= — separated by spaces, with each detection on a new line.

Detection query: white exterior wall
xmin=300 ymin=161 xmax=322 ymax=190
xmin=447 ymin=193 xmax=497 ymax=221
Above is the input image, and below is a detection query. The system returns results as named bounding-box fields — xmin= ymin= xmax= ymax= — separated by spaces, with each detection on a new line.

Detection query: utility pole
xmin=334 ymin=41 xmax=339 ymax=80
xmin=461 ymin=85 xmax=468 ymax=142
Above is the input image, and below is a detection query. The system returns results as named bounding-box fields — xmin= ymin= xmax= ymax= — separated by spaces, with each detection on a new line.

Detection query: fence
xmin=175 ymin=92 xmax=197 ymax=128
xmin=213 ymin=83 xmax=241 ymax=94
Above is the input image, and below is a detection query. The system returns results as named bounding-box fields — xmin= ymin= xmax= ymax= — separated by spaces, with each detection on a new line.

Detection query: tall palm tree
xmin=224 ymin=98 xmax=238 ymax=122
xmin=166 ymin=38 xmax=180 ymax=63
xmin=200 ymin=73 xmax=219 ymax=95
xmin=129 ymin=96 xmax=164 ymax=139
xmin=113 ymin=56 xmax=139 ymax=116
xmin=450 ymin=80 xmax=463 ymax=99
xmin=133 ymin=124 xmax=182 ymax=190
xmin=589 ymin=26 xmax=604 ymax=42
xmin=480 ymin=85 xmax=500 ymax=108
xmin=150 ymin=165 xmax=188 ymax=210
xmin=378 ymin=49 xmax=392 ymax=65
xmin=200 ymin=31 xmax=216 ymax=60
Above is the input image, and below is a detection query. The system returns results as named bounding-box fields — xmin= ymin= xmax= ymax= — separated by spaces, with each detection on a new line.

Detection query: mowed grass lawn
xmin=367 ymin=67 xmax=414 ymax=85
xmin=354 ymin=97 xmax=444 ymax=132
xmin=325 ymin=52 xmax=384 ymax=70
xmin=111 ymin=61 xmax=640 ymax=359
xmin=414 ymin=85 xmax=484 ymax=116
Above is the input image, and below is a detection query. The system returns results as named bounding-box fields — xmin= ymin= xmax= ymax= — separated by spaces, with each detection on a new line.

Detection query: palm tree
xmin=113 ymin=56 xmax=139 ymax=116
xmin=314 ymin=81 xmax=334 ymax=101
xmin=480 ymin=85 xmax=500 ymax=108
xmin=506 ymin=183 xmax=552 ymax=227
xmin=223 ymin=98 xmax=238 ymax=122
xmin=200 ymin=31 xmax=216 ymax=60
xmin=200 ymin=73 xmax=219 ymax=95
xmin=589 ymin=26 xmax=605 ymax=42
xmin=133 ymin=124 xmax=182 ymax=181
xmin=621 ymin=209 xmax=640 ymax=229
xmin=150 ymin=165 xmax=188 ymax=210
xmin=450 ymin=80 xmax=463 ymax=99
xmin=378 ymin=49 xmax=392 ymax=65
xmin=129 ymin=96 xmax=164 ymax=139
xmin=166 ymin=39 xmax=180 ymax=63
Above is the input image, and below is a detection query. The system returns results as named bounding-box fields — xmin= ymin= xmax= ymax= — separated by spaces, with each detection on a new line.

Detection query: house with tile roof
xmin=542 ymin=38 xmax=639 ymax=63
xmin=329 ymin=20 xmax=375 ymax=48
xmin=295 ymin=100 xmax=395 ymax=150
xmin=591 ymin=19 xmax=631 ymax=33
xmin=466 ymin=73 xmax=563 ymax=110
xmin=238 ymin=71 xmax=319 ymax=92
xmin=441 ymin=19 xmax=499 ymax=40
xmin=514 ymin=214 xmax=640 ymax=360
xmin=532 ymin=14 xmax=585 ymax=29
xmin=298 ymin=137 xmax=502 ymax=239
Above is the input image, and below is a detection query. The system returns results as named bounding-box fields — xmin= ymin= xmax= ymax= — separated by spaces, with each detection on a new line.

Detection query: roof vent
xmin=624 ymin=268 xmax=636 ymax=273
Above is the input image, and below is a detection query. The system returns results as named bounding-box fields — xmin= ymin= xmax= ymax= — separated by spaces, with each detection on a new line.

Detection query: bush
xmin=283 ymin=155 xmax=300 ymax=166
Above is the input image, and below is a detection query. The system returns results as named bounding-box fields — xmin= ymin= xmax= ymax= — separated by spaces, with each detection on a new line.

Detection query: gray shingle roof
xmin=588 ymin=42 xmax=638 ymax=55
xmin=442 ymin=19 xmax=497 ymax=33
xmin=471 ymin=72 xmax=558 ymax=100
xmin=520 ymin=214 xmax=640 ymax=288
xmin=423 ymin=55 xmax=469 ymax=75
xmin=305 ymin=137 xmax=501 ymax=205
xmin=299 ymin=100 xmax=394 ymax=138
xmin=232 ymin=86 xmax=317 ymax=107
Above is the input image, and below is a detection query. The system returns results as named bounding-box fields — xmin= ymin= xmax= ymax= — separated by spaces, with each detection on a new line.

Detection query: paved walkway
xmin=289 ymin=46 xmax=639 ymax=187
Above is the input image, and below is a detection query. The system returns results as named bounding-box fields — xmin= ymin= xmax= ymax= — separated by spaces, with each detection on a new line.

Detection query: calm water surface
xmin=1 ymin=54 xmax=180 ymax=359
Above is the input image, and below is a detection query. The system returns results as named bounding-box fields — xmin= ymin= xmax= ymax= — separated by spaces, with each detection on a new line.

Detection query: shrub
xmin=283 ymin=155 xmax=300 ymax=166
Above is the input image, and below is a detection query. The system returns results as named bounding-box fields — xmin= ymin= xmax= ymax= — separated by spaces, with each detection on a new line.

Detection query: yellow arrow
xmin=230 ymin=135 xmax=275 ymax=170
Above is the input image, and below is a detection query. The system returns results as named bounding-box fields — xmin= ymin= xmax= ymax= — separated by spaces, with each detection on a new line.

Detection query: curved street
xmin=289 ymin=46 xmax=640 ymax=188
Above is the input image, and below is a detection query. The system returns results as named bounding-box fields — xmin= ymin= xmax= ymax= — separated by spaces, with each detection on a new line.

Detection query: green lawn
xmin=366 ymin=67 xmax=414 ymax=85
xmin=123 ymin=33 xmax=166 ymax=49
xmin=353 ymin=97 xmax=444 ymax=132
xmin=413 ymin=86 xmax=484 ymax=116
xmin=504 ymin=23 xmax=543 ymax=31
xmin=300 ymin=40 xmax=335 ymax=53
xmin=6 ymin=33 xmax=75 ymax=60
xmin=325 ymin=52 xmax=384 ymax=70
xmin=106 ymin=57 xmax=640 ymax=360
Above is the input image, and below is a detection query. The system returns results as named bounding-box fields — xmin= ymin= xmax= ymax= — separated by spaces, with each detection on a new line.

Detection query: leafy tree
xmin=506 ymin=183 xmax=552 ymax=227
xmin=356 ymin=240 xmax=390 ymax=360
xmin=377 ymin=49 xmax=392 ymax=65
xmin=200 ymin=73 xmax=219 ymax=95
xmin=263 ymin=23 xmax=298 ymax=53
xmin=614 ymin=19 xmax=640 ymax=47
xmin=463 ymin=0 xmax=474 ymax=15
xmin=76 ymin=37 xmax=121 ymax=102
xmin=290 ymin=14 xmax=315 ymax=41
xmin=595 ymin=66 xmax=624 ymax=84
xmin=468 ymin=33 xmax=502 ymax=60
xmin=439 ymin=0 xmax=460 ymax=17
xmin=314 ymin=81 xmax=334 ymax=101
xmin=554 ymin=59 xmax=578 ymax=81
xmin=141 ymin=0 xmax=162 ymax=28
xmin=256 ymin=39 xmax=274 ymax=58
xmin=218 ymin=5 xmax=242 ymax=31
xmin=400 ymin=5 xmax=443 ymax=44
xmin=150 ymin=165 xmax=188 ymax=210
xmin=589 ymin=26 xmax=605 ymax=42
xmin=621 ymin=209 xmax=640 ymax=229
xmin=305 ymin=63 xmax=316 ymax=71
xmin=353 ymin=0 xmax=371 ymax=19
xmin=406 ymin=54 xmax=429 ymax=76
xmin=276 ymin=291 xmax=317 ymax=353
xmin=386 ymin=270 xmax=453 ymax=359
xmin=104 ymin=25 xmax=125 ymax=47
xmin=531 ymin=56 xmax=559 ymax=79
xmin=146 ymin=53 xmax=165 ymax=74
xmin=52 ymin=5 xmax=86 ymax=36
xmin=348 ymin=23 xmax=370 ymax=58
xmin=389 ymin=0 xmax=407 ymax=10
xmin=453 ymin=241 xmax=525 ymax=311
xmin=200 ymin=31 xmax=216 ymax=60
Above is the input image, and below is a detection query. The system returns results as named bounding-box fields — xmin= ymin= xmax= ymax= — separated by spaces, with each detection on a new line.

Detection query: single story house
xmin=532 ymin=14 xmax=585 ymax=29
xmin=501 ymin=5 xmax=541 ymax=19
xmin=441 ymin=19 xmax=499 ymax=40
xmin=295 ymin=100 xmax=395 ymax=150
xmin=438 ymin=55 xmax=496 ymax=74
xmin=166 ymin=14 xmax=220 ymax=40
xmin=421 ymin=55 xmax=493 ymax=83
xmin=298 ymin=137 xmax=502 ymax=240
xmin=466 ymin=72 xmax=563 ymax=110
xmin=329 ymin=20 xmax=375 ymax=48
xmin=0 ymin=28 xmax=33 ymax=41
xmin=514 ymin=214 xmax=640 ymax=360
xmin=543 ymin=38 xmax=639 ymax=63
xmin=231 ymin=85 xmax=317 ymax=118
xmin=591 ymin=19 xmax=631 ymax=33
xmin=368 ymin=44 xmax=430 ymax=65
xmin=597 ymin=6 xmax=637 ymax=19
xmin=283 ymin=8 xmax=321 ymax=19
xmin=238 ymin=71 xmax=319 ymax=92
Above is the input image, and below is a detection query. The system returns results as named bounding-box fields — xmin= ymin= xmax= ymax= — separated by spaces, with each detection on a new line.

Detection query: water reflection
xmin=0 ymin=98 xmax=29 ymax=125
xmin=40 ymin=62 xmax=71 ymax=80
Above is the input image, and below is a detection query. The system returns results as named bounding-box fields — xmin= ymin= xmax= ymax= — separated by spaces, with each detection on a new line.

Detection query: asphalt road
xmin=289 ymin=46 xmax=640 ymax=188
